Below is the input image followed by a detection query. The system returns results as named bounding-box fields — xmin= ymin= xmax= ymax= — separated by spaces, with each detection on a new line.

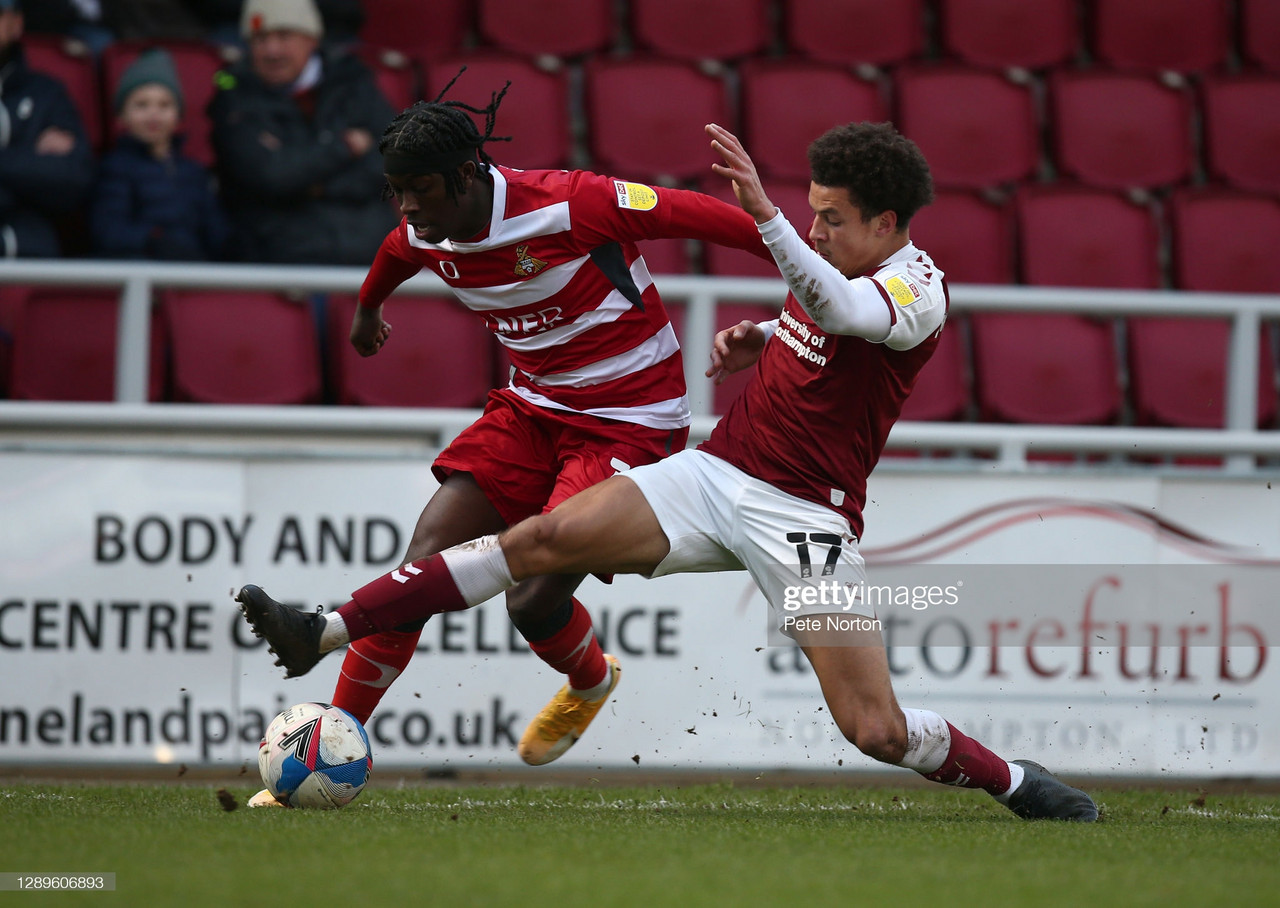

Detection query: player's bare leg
xmin=798 ymin=627 xmax=1097 ymax=821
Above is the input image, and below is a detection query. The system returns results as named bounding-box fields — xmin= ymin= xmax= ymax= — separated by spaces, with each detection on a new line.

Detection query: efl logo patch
xmin=885 ymin=275 xmax=921 ymax=306
xmin=614 ymin=181 xmax=658 ymax=211
xmin=513 ymin=244 xmax=549 ymax=277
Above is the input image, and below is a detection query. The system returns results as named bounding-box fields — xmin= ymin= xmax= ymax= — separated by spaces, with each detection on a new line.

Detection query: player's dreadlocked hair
xmin=807 ymin=122 xmax=934 ymax=228
xmin=379 ymin=68 xmax=513 ymax=200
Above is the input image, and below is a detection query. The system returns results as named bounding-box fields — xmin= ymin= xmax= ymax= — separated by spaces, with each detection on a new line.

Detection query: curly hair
xmin=378 ymin=68 xmax=512 ymax=200
xmin=807 ymin=122 xmax=934 ymax=228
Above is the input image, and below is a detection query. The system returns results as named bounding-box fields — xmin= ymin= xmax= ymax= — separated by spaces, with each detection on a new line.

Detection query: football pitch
xmin=3 ymin=779 xmax=1279 ymax=907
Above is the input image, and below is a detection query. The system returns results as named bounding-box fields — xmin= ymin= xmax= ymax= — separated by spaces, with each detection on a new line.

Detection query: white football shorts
xmin=622 ymin=449 xmax=874 ymax=627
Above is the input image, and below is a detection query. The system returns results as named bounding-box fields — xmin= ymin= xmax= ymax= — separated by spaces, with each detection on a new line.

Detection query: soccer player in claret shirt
xmin=237 ymin=75 xmax=778 ymax=805
xmin=241 ymin=120 xmax=1098 ymax=821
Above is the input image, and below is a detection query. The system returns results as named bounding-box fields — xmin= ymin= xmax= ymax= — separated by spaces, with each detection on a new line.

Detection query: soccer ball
xmin=259 ymin=702 xmax=372 ymax=809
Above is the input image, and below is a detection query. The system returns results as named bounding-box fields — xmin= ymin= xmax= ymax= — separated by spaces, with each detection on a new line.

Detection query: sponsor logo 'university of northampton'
xmin=514 ymin=244 xmax=549 ymax=277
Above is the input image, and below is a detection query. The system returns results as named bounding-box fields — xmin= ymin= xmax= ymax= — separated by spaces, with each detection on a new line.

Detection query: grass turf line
xmin=2 ymin=783 xmax=1278 ymax=907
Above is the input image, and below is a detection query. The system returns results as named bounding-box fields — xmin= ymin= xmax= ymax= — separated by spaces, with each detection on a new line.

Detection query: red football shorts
xmin=432 ymin=388 xmax=688 ymax=526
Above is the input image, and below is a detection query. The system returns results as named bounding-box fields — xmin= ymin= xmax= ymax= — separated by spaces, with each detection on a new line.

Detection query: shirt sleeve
xmin=567 ymin=171 xmax=773 ymax=262
xmin=358 ymin=224 xmax=424 ymax=308
xmin=756 ymin=211 xmax=892 ymax=342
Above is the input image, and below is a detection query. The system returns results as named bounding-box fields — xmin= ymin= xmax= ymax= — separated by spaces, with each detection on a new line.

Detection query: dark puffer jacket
xmin=90 ymin=134 xmax=229 ymax=261
xmin=207 ymin=47 xmax=398 ymax=266
xmin=0 ymin=45 xmax=95 ymax=257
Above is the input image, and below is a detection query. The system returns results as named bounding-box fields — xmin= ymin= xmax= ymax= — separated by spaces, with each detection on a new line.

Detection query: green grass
xmin=2 ymin=781 xmax=1278 ymax=907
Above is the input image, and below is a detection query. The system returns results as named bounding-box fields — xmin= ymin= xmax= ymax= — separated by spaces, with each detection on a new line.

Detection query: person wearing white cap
xmin=207 ymin=0 xmax=397 ymax=264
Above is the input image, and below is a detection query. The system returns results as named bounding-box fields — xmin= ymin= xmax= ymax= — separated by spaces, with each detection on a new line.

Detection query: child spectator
xmin=90 ymin=48 xmax=227 ymax=260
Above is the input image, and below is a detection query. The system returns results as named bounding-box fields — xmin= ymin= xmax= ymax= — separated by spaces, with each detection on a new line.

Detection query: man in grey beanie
xmin=207 ymin=0 xmax=396 ymax=264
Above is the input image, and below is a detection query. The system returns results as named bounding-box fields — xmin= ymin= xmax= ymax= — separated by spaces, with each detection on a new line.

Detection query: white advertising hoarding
xmin=1 ymin=452 xmax=1276 ymax=776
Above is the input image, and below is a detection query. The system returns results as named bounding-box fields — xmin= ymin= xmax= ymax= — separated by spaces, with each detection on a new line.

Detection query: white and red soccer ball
xmin=258 ymin=702 xmax=372 ymax=809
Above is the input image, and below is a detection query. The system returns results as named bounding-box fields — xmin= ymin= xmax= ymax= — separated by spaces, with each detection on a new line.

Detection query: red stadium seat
xmin=701 ymin=179 xmax=814 ymax=278
xmin=1016 ymin=186 xmax=1161 ymax=289
xmin=630 ymin=0 xmax=770 ymax=61
xmin=1092 ymin=0 xmax=1231 ymax=74
xmin=1201 ymin=76 xmax=1280 ymax=194
xmin=971 ymin=313 xmax=1122 ymax=424
xmin=354 ymin=45 xmax=419 ymax=112
xmin=1241 ymin=0 xmax=1280 ymax=73
xmin=424 ymin=55 xmax=572 ymax=171
xmin=360 ymin=0 xmax=470 ymax=61
xmin=738 ymin=60 xmax=886 ymax=181
xmin=899 ymin=319 xmax=970 ymax=421
xmin=9 ymin=288 xmax=165 ymax=402
xmin=583 ymin=57 xmax=730 ymax=183
xmin=100 ymin=40 xmax=229 ymax=168
xmin=23 ymin=35 xmax=103 ymax=150
xmin=1169 ymin=189 xmax=1280 ymax=293
xmin=1128 ymin=318 xmax=1278 ymax=428
xmin=909 ymin=190 xmax=1015 ymax=285
xmin=938 ymin=0 xmax=1079 ymax=70
xmin=162 ymin=290 xmax=321 ymax=404
xmin=1048 ymin=69 xmax=1195 ymax=191
xmin=477 ymin=0 xmax=614 ymax=58
xmin=785 ymin=0 xmax=925 ymax=67
xmin=637 ymin=238 xmax=692 ymax=275
xmin=894 ymin=65 xmax=1039 ymax=190
xmin=327 ymin=295 xmax=494 ymax=408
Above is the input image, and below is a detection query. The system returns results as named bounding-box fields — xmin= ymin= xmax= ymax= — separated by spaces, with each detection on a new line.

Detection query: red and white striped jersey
xmin=360 ymin=165 xmax=769 ymax=430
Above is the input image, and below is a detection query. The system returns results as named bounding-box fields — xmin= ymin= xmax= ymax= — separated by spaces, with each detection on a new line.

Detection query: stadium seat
xmin=1169 ymin=189 xmax=1280 ymax=293
xmin=353 ymin=45 xmax=419 ymax=111
xmin=360 ymin=0 xmax=469 ymax=61
xmin=1201 ymin=76 xmax=1280 ymax=195
xmin=894 ymin=65 xmax=1040 ymax=190
xmin=23 ymin=35 xmax=103 ymax=150
xmin=423 ymin=55 xmax=572 ymax=171
xmin=1015 ymin=186 xmax=1161 ymax=289
xmin=630 ymin=0 xmax=770 ymax=61
xmin=1091 ymin=0 xmax=1231 ymax=74
xmin=899 ymin=319 xmax=970 ymax=421
xmin=1048 ymin=69 xmax=1195 ymax=191
xmin=100 ymin=40 xmax=229 ymax=168
xmin=1241 ymin=0 xmax=1280 ymax=73
xmin=700 ymin=179 xmax=814 ymax=278
xmin=637 ymin=238 xmax=692 ymax=276
xmin=1127 ymin=318 xmax=1278 ymax=428
xmin=477 ymin=0 xmax=614 ymax=58
xmin=327 ymin=294 xmax=494 ymax=408
xmin=162 ymin=290 xmax=322 ymax=404
xmin=583 ymin=57 xmax=730 ymax=183
xmin=938 ymin=0 xmax=1079 ymax=70
xmin=9 ymin=288 xmax=165 ymax=402
xmin=784 ymin=0 xmax=925 ymax=67
xmin=738 ymin=60 xmax=886 ymax=181
xmin=908 ymin=190 xmax=1015 ymax=285
xmin=971 ymin=313 xmax=1122 ymax=424
xmin=0 ymin=284 xmax=22 ymax=398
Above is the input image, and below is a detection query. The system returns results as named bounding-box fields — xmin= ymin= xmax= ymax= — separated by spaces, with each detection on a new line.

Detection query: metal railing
xmin=1 ymin=259 xmax=1278 ymax=470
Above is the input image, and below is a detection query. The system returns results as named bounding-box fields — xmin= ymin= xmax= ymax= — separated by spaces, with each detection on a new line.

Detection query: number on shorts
xmin=786 ymin=532 xmax=843 ymax=578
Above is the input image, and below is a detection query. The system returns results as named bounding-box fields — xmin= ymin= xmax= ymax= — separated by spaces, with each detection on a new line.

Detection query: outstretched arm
xmin=705 ymin=319 xmax=768 ymax=385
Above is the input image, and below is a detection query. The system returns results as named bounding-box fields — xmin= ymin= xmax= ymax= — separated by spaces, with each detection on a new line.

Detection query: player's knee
xmin=833 ymin=712 xmax=907 ymax=764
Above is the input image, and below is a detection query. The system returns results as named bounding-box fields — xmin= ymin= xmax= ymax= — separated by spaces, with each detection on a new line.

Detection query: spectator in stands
xmin=207 ymin=0 xmax=395 ymax=265
xmin=20 ymin=0 xmax=113 ymax=56
xmin=89 ymin=48 xmax=228 ymax=261
xmin=195 ymin=0 xmax=365 ymax=50
xmin=0 ymin=0 xmax=95 ymax=257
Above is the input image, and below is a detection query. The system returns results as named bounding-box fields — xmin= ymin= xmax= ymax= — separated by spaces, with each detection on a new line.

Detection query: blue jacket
xmin=90 ymin=134 xmax=229 ymax=261
xmin=0 ymin=44 xmax=95 ymax=257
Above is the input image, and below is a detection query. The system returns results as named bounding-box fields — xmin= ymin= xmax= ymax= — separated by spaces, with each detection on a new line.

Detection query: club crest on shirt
xmin=885 ymin=275 xmax=922 ymax=306
xmin=513 ymin=244 xmax=549 ymax=278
